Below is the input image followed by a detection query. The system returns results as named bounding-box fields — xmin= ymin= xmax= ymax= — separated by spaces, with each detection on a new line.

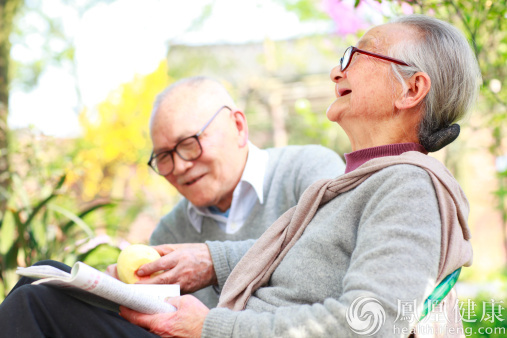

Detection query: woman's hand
xmin=136 ymin=243 xmax=218 ymax=293
xmin=120 ymin=295 xmax=209 ymax=338
xmin=104 ymin=263 xmax=119 ymax=280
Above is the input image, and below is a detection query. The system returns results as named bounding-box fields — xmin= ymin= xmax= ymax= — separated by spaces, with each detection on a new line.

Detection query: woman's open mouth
xmin=339 ymin=89 xmax=352 ymax=97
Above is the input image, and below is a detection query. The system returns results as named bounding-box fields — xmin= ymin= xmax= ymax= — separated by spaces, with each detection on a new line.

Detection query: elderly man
xmin=0 ymin=76 xmax=345 ymax=337
xmin=142 ymin=77 xmax=344 ymax=307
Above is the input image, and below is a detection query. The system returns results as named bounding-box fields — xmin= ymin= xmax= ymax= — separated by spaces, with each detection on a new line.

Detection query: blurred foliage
xmin=72 ymin=61 xmax=170 ymax=201
xmin=77 ymin=243 xmax=121 ymax=272
xmin=0 ymin=138 xmax=114 ymax=300
xmin=0 ymin=0 xmax=24 ymax=237
xmin=275 ymin=0 xmax=330 ymax=21
xmin=0 ymin=105 xmax=160 ymax=300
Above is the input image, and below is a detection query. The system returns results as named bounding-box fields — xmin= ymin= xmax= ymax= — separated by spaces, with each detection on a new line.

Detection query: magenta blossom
xmin=322 ymin=0 xmax=372 ymax=36
xmin=322 ymin=0 xmax=415 ymax=36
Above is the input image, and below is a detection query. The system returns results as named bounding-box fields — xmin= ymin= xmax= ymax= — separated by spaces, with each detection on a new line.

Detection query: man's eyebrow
xmin=153 ymin=131 xmax=196 ymax=154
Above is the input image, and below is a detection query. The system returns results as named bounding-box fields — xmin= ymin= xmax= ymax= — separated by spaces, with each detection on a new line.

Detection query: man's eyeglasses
xmin=148 ymin=105 xmax=232 ymax=176
xmin=340 ymin=46 xmax=411 ymax=72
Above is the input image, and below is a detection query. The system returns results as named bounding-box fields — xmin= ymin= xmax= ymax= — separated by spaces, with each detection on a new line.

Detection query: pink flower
xmin=401 ymin=2 xmax=414 ymax=15
xmin=322 ymin=0 xmax=370 ymax=36
xmin=322 ymin=0 xmax=387 ymax=36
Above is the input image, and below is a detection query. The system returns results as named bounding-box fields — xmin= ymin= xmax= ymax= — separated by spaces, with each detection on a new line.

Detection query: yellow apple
xmin=117 ymin=244 xmax=161 ymax=284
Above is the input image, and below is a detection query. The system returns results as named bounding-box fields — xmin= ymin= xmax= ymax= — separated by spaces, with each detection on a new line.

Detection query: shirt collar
xmin=186 ymin=141 xmax=268 ymax=233
xmin=240 ymin=141 xmax=267 ymax=204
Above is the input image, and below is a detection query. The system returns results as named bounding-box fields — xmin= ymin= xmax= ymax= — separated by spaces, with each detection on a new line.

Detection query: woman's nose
xmin=330 ymin=65 xmax=343 ymax=83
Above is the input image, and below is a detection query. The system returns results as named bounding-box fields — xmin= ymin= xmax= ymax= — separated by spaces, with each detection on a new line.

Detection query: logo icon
xmin=346 ymin=296 xmax=386 ymax=335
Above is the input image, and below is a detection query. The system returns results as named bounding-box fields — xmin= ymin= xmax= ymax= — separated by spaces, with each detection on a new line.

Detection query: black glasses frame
xmin=148 ymin=105 xmax=232 ymax=176
xmin=340 ymin=46 xmax=411 ymax=71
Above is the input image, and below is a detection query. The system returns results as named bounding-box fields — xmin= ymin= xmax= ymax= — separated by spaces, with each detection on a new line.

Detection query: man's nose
xmin=330 ymin=65 xmax=344 ymax=83
xmin=171 ymin=154 xmax=193 ymax=175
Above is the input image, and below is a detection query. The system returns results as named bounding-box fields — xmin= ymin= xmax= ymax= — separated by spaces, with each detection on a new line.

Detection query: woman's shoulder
xmin=362 ymin=163 xmax=436 ymax=196
xmin=378 ymin=162 xmax=433 ymax=177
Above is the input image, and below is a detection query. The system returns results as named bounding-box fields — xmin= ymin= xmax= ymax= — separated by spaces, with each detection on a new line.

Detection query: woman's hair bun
xmin=420 ymin=124 xmax=460 ymax=152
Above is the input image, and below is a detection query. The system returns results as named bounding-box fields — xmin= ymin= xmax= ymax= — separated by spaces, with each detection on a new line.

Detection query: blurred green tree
xmin=0 ymin=0 xmax=117 ymax=229
xmin=0 ymin=0 xmax=23 ymax=228
xmin=0 ymin=0 xmax=119 ymax=300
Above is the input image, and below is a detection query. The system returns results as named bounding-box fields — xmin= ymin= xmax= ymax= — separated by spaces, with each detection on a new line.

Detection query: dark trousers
xmin=0 ymin=260 xmax=159 ymax=338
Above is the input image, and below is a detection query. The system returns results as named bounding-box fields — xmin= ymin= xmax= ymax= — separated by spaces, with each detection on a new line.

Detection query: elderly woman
xmin=0 ymin=14 xmax=478 ymax=338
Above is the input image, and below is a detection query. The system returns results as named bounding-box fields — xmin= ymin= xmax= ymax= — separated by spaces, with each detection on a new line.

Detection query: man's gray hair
xmin=389 ymin=15 xmax=481 ymax=151
xmin=152 ymin=76 xmax=233 ymax=114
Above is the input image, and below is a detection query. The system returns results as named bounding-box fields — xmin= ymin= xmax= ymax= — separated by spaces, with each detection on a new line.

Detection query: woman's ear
xmin=395 ymin=72 xmax=431 ymax=110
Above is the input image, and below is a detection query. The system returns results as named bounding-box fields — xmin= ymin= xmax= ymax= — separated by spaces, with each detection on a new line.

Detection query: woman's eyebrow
xmin=357 ymin=36 xmax=372 ymax=49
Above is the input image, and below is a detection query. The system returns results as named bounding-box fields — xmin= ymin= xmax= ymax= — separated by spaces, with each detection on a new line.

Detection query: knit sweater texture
xmin=203 ymin=163 xmax=443 ymax=337
xmin=150 ymin=145 xmax=344 ymax=307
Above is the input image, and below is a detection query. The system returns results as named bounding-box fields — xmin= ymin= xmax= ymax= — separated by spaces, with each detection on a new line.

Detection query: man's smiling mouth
xmin=184 ymin=175 xmax=204 ymax=186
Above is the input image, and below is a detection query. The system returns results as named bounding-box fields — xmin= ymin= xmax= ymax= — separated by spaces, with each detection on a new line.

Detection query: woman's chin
xmin=325 ymin=108 xmax=342 ymax=123
xmin=326 ymin=101 xmax=348 ymax=123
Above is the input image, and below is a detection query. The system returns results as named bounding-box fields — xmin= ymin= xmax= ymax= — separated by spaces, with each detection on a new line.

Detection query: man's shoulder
xmin=266 ymin=144 xmax=339 ymax=161
xmin=158 ymin=198 xmax=189 ymax=225
xmin=150 ymin=198 xmax=192 ymax=245
xmin=262 ymin=144 xmax=343 ymax=191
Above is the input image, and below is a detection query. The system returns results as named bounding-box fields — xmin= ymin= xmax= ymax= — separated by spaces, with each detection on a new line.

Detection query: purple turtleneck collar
xmin=344 ymin=143 xmax=427 ymax=174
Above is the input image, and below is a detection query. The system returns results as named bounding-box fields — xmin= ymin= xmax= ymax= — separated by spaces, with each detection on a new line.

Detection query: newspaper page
xmin=17 ymin=262 xmax=179 ymax=314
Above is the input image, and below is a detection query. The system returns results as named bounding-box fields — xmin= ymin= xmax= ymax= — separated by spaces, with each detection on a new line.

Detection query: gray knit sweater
xmin=203 ymin=164 xmax=442 ymax=337
xmin=150 ymin=145 xmax=345 ymax=307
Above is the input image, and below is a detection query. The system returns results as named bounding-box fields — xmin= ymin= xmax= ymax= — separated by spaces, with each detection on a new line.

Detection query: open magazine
xmin=16 ymin=261 xmax=179 ymax=314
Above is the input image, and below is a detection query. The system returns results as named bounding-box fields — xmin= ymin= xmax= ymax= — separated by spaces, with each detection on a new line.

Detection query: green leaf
xmin=23 ymin=193 xmax=59 ymax=228
xmin=23 ymin=174 xmax=65 ymax=227
xmin=77 ymin=243 xmax=121 ymax=271
xmin=47 ymin=204 xmax=94 ymax=238
xmin=3 ymin=243 xmax=19 ymax=273
xmin=62 ymin=202 xmax=115 ymax=233
xmin=0 ymin=210 xmax=16 ymax=255
xmin=55 ymin=174 xmax=66 ymax=190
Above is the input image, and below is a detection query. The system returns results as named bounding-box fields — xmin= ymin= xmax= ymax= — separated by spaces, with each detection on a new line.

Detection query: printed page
xmin=17 ymin=262 xmax=179 ymax=314
xmin=16 ymin=265 xmax=71 ymax=280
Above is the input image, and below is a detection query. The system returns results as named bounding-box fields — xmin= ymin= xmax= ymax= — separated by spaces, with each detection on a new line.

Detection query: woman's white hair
xmin=388 ymin=15 xmax=481 ymax=150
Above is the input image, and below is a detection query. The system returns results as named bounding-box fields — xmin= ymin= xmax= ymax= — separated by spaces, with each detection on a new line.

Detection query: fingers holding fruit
xmin=116 ymin=244 xmax=162 ymax=284
xmin=137 ymin=243 xmax=218 ymax=293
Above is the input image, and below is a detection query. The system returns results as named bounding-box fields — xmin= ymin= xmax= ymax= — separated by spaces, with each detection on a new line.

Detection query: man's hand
xmin=120 ymin=295 xmax=209 ymax=338
xmin=136 ymin=243 xmax=218 ymax=293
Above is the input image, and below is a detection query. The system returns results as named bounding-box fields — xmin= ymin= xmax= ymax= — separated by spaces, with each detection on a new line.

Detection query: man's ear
xmin=395 ymin=72 xmax=431 ymax=110
xmin=232 ymin=110 xmax=249 ymax=147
